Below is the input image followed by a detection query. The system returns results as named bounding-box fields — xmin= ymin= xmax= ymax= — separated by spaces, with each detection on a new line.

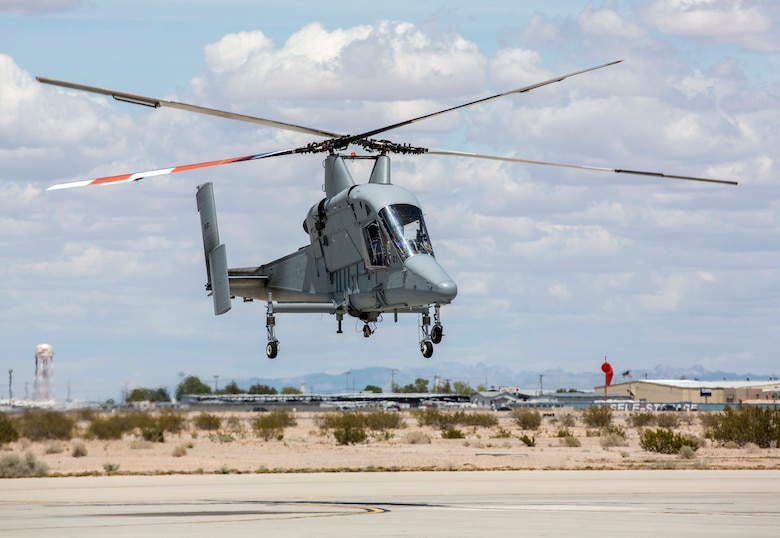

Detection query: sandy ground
xmin=8 ymin=409 xmax=780 ymax=476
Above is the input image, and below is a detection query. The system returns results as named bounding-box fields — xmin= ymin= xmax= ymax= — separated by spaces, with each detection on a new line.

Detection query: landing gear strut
xmin=419 ymin=305 xmax=445 ymax=358
xmin=265 ymin=295 xmax=279 ymax=359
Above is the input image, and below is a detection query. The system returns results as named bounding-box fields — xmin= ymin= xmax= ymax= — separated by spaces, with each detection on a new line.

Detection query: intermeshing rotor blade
xmin=426 ymin=148 xmax=739 ymax=186
xmin=36 ymin=77 xmax=343 ymax=139
xmin=336 ymin=60 xmax=625 ymax=148
xmin=46 ymin=148 xmax=299 ymax=191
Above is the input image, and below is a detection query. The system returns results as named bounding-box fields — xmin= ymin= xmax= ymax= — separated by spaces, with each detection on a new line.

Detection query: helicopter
xmin=37 ymin=60 xmax=737 ymax=359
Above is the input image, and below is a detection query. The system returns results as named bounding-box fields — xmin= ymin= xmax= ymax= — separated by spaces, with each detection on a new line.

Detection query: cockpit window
xmin=379 ymin=204 xmax=434 ymax=259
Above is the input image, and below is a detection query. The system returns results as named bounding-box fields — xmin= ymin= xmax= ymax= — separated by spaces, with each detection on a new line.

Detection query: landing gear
xmin=265 ymin=294 xmax=279 ymax=359
xmin=431 ymin=325 xmax=443 ymax=344
xmin=419 ymin=305 xmax=445 ymax=358
xmin=363 ymin=324 xmax=373 ymax=338
xmin=431 ymin=304 xmax=444 ymax=344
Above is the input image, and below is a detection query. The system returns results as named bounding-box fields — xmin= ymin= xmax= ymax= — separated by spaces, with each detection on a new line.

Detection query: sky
xmin=1 ymin=0 xmax=779 ymax=401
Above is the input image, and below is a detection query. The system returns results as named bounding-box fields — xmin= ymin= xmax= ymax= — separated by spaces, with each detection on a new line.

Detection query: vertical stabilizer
xmin=196 ymin=182 xmax=231 ymax=315
xmin=368 ymin=154 xmax=391 ymax=185
xmin=324 ymin=154 xmax=355 ymax=197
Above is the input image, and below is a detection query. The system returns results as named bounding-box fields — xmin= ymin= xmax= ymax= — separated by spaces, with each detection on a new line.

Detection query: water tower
xmin=34 ymin=343 xmax=54 ymax=401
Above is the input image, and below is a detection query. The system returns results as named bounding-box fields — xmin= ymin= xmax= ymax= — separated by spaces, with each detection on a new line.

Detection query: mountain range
xmin=236 ymin=362 xmax=778 ymax=395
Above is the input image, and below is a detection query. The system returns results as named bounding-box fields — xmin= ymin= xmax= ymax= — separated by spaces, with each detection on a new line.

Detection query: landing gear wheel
xmin=420 ymin=340 xmax=434 ymax=358
xmin=363 ymin=324 xmax=372 ymax=338
xmin=431 ymin=325 xmax=443 ymax=344
xmin=266 ymin=340 xmax=279 ymax=359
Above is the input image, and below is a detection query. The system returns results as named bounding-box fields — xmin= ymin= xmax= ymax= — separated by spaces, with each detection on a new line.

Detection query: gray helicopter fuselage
xmin=224 ymin=155 xmax=457 ymax=319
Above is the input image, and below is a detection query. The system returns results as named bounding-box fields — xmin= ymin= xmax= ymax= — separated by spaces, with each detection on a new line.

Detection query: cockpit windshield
xmin=379 ymin=204 xmax=434 ymax=259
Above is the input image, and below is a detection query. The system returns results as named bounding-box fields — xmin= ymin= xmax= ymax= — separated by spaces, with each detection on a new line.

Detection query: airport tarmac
xmin=2 ymin=470 xmax=779 ymax=536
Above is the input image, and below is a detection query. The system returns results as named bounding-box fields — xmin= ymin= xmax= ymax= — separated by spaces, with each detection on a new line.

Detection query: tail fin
xmin=196 ymin=182 xmax=231 ymax=315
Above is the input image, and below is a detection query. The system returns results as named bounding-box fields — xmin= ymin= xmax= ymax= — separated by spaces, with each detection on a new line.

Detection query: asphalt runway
xmin=3 ymin=470 xmax=779 ymax=537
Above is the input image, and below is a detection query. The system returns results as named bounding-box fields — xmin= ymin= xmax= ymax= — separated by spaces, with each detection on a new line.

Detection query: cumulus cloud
xmin=192 ymin=21 xmax=487 ymax=104
xmin=579 ymin=4 xmax=646 ymax=38
xmin=641 ymin=0 xmax=780 ymax=50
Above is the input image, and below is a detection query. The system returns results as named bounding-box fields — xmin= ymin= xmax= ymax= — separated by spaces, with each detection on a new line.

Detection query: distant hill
xmin=237 ymin=362 xmax=778 ymax=395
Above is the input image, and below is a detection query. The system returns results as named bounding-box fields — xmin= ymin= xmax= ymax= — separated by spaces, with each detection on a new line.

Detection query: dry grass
xmin=1 ymin=409 xmax=778 ymax=475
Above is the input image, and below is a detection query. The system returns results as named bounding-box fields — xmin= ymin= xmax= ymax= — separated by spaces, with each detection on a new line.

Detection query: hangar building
xmin=596 ymin=379 xmax=780 ymax=405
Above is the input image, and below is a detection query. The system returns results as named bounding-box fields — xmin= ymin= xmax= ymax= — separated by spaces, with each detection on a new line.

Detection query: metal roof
xmin=622 ymin=379 xmax=780 ymax=389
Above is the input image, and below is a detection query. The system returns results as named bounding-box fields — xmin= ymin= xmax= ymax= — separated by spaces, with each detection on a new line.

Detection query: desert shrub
xmin=71 ymin=441 xmax=88 ymax=458
xmin=123 ymin=411 xmax=156 ymax=430
xmin=655 ymin=413 xmax=680 ymax=429
xmin=44 ymin=441 xmax=64 ymax=454
xmin=556 ymin=428 xmax=573 ymax=438
xmin=412 ymin=408 xmax=455 ymax=428
xmin=156 ymin=410 xmax=185 ymax=434
xmin=600 ymin=432 xmax=629 ymax=448
xmin=582 ymin=406 xmax=613 ymax=429
xmin=193 ymin=413 xmax=221 ymax=431
xmin=404 ymin=431 xmax=431 ymax=444
xmin=88 ymin=415 xmax=130 ymax=440
xmin=0 ymin=412 xmax=20 ymax=444
xmin=492 ymin=427 xmax=512 ymax=438
xmin=678 ymin=445 xmax=697 ymax=460
xmin=698 ymin=412 xmax=721 ymax=429
xmin=459 ymin=411 xmax=499 ymax=428
xmin=559 ymin=413 xmax=577 ymax=428
xmin=441 ymin=427 xmax=465 ymax=439
xmin=560 ymin=436 xmax=581 ymax=447
xmin=334 ymin=424 xmax=367 ymax=445
xmin=103 ymin=462 xmax=120 ymax=474
xmin=225 ymin=416 xmax=245 ymax=435
xmin=13 ymin=410 xmax=74 ymax=441
xmin=627 ymin=412 xmax=656 ymax=428
xmin=510 ymin=408 xmax=542 ymax=430
xmin=362 ymin=409 xmax=405 ymax=430
xmin=317 ymin=409 xmax=402 ymax=445
xmin=141 ymin=427 xmax=165 ymax=443
xmin=518 ymin=434 xmax=536 ymax=447
xmin=640 ymin=428 xmax=700 ymax=454
xmin=704 ymin=405 xmax=780 ymax=448
xmin=172 ymin=444 xmax=187 ymax=457
xmin=316 ymin=412 xmax=368 ymax=445
xmin=252 ymin=408 xmax=297 ymax=441
xmin=0 ymin=451 xmax=49 ymax=477
xmin=411 ymin=408 xmax=497 ymax=429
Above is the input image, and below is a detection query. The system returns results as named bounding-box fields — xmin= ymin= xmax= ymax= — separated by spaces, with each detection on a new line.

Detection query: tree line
xmin=125 ymin=375 xmax=478 ymax=403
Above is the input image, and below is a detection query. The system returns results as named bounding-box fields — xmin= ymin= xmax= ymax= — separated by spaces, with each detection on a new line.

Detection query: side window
xmin=363 ymin=222 xmax=388 ymax=267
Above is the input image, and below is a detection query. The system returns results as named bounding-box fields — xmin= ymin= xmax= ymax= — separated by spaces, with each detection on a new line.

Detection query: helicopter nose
xmin=434 ymin=278 xmax=458 ymax=302
xmin=403 ymin=255 xmax=458 ymax=304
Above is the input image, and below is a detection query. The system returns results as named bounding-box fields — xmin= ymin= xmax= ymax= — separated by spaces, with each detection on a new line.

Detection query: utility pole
xmin=213 ymin=375 xmax=219 ymax=393
xmin=8 ymin=369 xmax=12 ymax=400
xmin=538 ymin=374 xmax=544 ymax=396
